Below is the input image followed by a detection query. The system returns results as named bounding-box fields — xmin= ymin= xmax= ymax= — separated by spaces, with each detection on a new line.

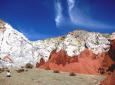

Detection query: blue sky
xmin=0 ymin=0 xmax=115 ymax=41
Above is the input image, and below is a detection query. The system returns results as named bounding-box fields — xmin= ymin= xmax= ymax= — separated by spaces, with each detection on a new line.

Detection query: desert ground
xmin=0 ymin=68 xmax=105 ymax=85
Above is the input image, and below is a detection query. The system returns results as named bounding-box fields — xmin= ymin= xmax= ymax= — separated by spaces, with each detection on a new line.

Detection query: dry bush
xmin=25 ymin=63 xmax=33 ymax=69
xmin=21 ymin=66 xmax=24 ymax=68
xmin=16 ymin=68 xmax=24 ymax=73
xmin=25 ymin=69 xmax=28 ymax=72
xmin=53 ymin=70 xmax=60 ymax=73
xmin=4 ymin=67 xmax=9 ymax=70
xmin=69 ymin=72 xmax=76 ymax=76
xmin=0 ymin=68 xmax=4 ymax=73
xmin=45 ymin=66 xmax=51 ymax=70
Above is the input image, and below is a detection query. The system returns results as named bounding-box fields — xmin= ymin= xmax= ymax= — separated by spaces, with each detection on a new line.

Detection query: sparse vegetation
xmin=21 ymin=66 xmax=24 ymax=68
xmin=95 ymin=41 xmax=99 ymax=45
xmin=0 ymin=68 xmax=105 ymax=85
xmin=0 ymin=68 xmax=4 ymax=73
xmin=69 ymin=72 xmax=76 ymax=76
xmin=16 ymin=68 xmax=24 ymax=73
xmin=102 ymin=34 xmax=110 ymax=38
xmin=45 ymin=66 xmax=51 ymax=70
xmin=60 ymin=36 xmax=65 ymax=41
xmin=25 ymin=63 xmax=33 ymax=69
xmin=53 ymin=70 xmax=60 ymax=73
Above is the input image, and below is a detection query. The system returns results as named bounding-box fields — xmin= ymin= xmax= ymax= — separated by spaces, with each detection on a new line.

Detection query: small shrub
xmin=53 ymin=70 xmax=60 ymax=73
xmin=69 ymin=72 xmax=76 ymax=76
xmin=4 ymin=67 xmax=8 ymax=71
xmin=16 ymin=68 xmax=24 ymax=73
xmin=0 ymin=68 xmax=4 ymax=73
xmin=21 ymin=66 xmax=24 ymax=68
xmin=45 ymin=66 xmax=51 ymax=70
xmin=25 ymin=69 xmax=28 ymax=72
xmin=25 ymin=63 xmax=33 ymax=69
xmin=60 ymin=36 xmax=65 ymax=41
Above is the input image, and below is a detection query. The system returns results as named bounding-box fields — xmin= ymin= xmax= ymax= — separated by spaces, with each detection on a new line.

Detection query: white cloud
xmin=67 ymin=0 xmax=76 ymax=11
xmin=55 ymin=0 xmax=64 ymax=27
xmin=70 ymin=9 xmax=114 ymax=29
xmin=67 ymin=0 xmax=115 ymax=29
xmin=54 ymin=0 xmax=115 ymax=29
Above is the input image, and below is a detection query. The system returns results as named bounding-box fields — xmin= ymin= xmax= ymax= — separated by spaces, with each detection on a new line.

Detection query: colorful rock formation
xmin=100 ymin=71 xmax=115 ymax=85
xmin=99 ymin=39 xmax=115 ymax=85
xmin=37 ymin=40 xmax=115 ymax=75
xmin=0 ymin=20 xmax=114 ymax=78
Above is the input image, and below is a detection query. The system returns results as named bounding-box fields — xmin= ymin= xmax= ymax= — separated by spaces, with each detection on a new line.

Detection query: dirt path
xmin=0 ymin=68 xmax=105 ymax=85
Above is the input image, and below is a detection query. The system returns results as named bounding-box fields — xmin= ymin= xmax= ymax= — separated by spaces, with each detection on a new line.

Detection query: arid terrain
xmin=0 ymin=20 xmax=114 ymax=85
xmin=0 ymin=68 xmax=105 ymax=85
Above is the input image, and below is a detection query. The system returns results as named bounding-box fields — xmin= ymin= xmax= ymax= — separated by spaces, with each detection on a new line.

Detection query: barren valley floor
xmin=0 ymin=68 xmax=105 ymax=85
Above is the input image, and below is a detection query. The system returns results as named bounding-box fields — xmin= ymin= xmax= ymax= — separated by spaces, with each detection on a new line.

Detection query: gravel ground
xmin=0 ymin=68 xmax=105 ymax=85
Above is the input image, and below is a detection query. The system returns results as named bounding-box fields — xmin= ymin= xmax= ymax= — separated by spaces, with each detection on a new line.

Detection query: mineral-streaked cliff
xmin=0 ymin=20 xmax=37 ymax=67
xmin=100 ymin=71 xmax=115 ymax=85
xmin=37 ymin=39 xmax=115 ymax=75
xmin=0 ymin=20 xmax=114 ymax=73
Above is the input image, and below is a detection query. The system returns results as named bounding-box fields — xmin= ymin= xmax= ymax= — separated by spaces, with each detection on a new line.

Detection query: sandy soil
xmin=0 ymin=68 xmax=105 ymax=85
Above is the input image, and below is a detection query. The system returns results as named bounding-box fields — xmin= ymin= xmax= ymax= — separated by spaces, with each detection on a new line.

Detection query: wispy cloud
xmin=55 ymin=0 xmax=64 ymax=27
xmin=67 ymin=0 xmax=76 ymax=11
xmin=54 ymin=0 xmax=115 ymax=29
xmin=67 ymin=0 xmax=115 ymax=29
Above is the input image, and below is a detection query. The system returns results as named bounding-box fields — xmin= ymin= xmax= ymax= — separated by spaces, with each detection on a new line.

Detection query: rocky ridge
xmin=0 ymin=20 xmax=114 ymax=71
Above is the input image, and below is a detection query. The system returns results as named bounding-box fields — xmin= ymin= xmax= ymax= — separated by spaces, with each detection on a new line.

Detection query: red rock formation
xmin=109 ymin=40 xmax=115 ymax=62
xmin=48 ymin=49 xmax=68 ymax=66
xmin=48 ymin=49 xmax=78 ymax=65
xmin=100 ymin=40 xmax=115 ymax=85
xmin=100 ymin=71 xmax=115 ymax=85
xmin=36 ymin=40 xmax=115 ymax=75
xmin=36 ymin=58 xmax=45 ymax=67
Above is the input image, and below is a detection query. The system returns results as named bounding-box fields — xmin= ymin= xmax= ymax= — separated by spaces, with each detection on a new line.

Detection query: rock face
xmin=109 ymin=40 xmax=115 ymax=61
xmin=0 ymin=20 xmax=37 ymax=68
xmin=100 ymin=40 xmax=115 ymax=85
xmin=36 ymin=31 xmax=114 ymax=75
xmin=100 ymin=71 xmax=115 ymax=85
xmin=0 ymin=20 xmax=114 ymax=77
xmin=37 ymin=48 xmax=114 ymax=74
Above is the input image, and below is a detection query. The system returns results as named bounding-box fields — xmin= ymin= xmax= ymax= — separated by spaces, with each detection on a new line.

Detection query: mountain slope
xmin=0 ymin=20 xmax=114 ymax=75
xmin=0 ymin=20 xmax=37 ymax=67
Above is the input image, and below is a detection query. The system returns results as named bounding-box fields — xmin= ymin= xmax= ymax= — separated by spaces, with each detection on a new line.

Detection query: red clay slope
xmin=36 ymin=40 xmax=115 ymax=75
xmin=100 ymin=40 xmax=115 ymax=85
xmin=100 ymin=71 xmax=115 ymax=85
